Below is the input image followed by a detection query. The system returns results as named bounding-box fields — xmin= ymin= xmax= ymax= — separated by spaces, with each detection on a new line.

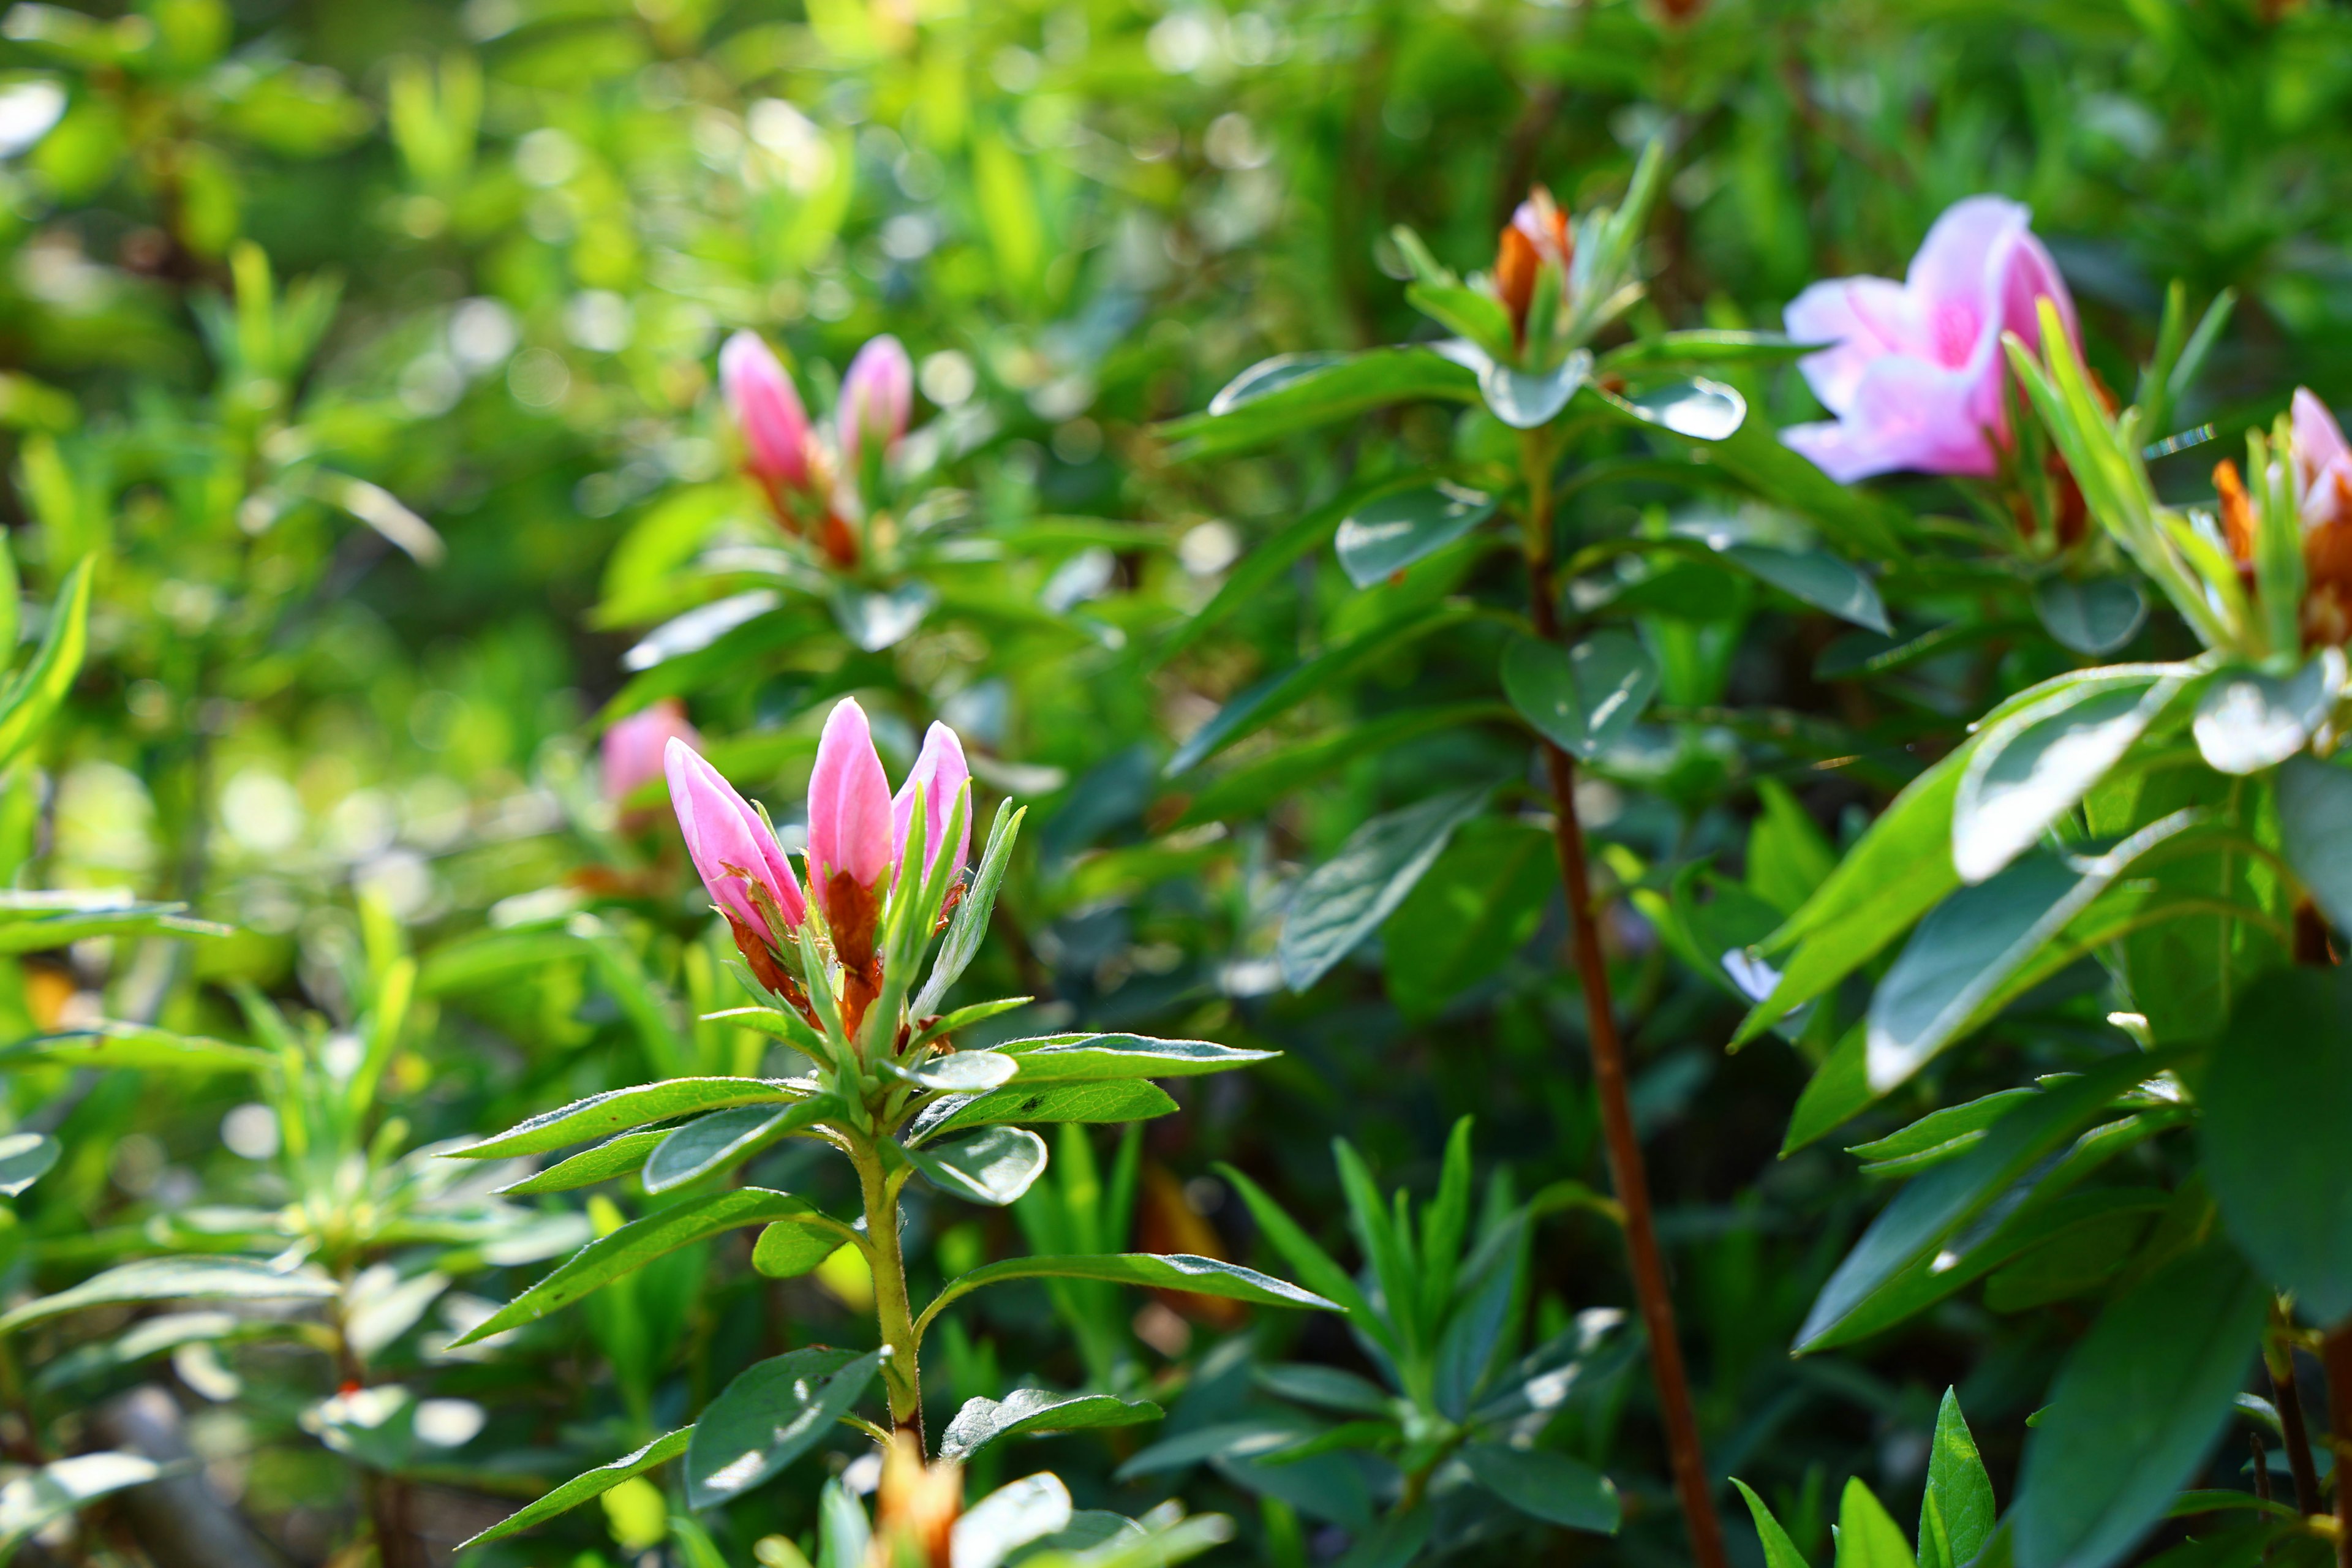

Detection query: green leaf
xmin=642 ymin=1097 xmax=838 ymax=1194
xmin=919 ymin=1254 xmax=1338 ymax=1338
xmin=2278 ymin=756 xmax=2352 ymax=935
xmin=1174 ymin=704 xmax=1501 ymax=826
xmin=1834 ymin=1477 xmax=1917 ymax=1568
xmin=1781 ymin=1021 xmax=1869 ymax=1155
xmin=0 ymin=1130 xmax=59 ymax=1197
xmin=1952 ymin=668 xmax=2186 ymax=884
xmin=1404 ymin=284 xmax=1514 ymax=358
xmin=0 ymin=1256 xmax=339 ymax=1333
xmin=1457 ymin=1443 xmax=1618 ymax=1532
xmin=454 ymin=1189 xmax=826 ymax=1344
xmin=883 ymin=1051 xmax=1019 ymax=1093
xmin=684 ymin=1348 xmax=883 ymax=1508
xmin=0 ymin=897 xmax=228 ymax=952
xmin=913 ymin=801 xmax=1025 ymax=1019
xmin=1501 ymin=631 xmax=1659 ymax=761
xmin=1733 ymin=1479 xmax=1817 ymax=1568
xmin=938 ymin=1390 xmax=1164 ymax=1462
xmin=0 ymin=1023 xmax=271 ymax=1074
xmin=1702 ymin=407 xmax=1908 ymax=559
xmin=1919 ymin=1390 xmax=1996 ymax=1568
xmin=1718 ymin=544 xmax=1890 ymax=634
xmin=1161 ymin=349 xmax=1479 ymax=459
xmin=2191 ymin=651 xmax=2343 ymax=775
xmin=0 ymin=555 xmax=92 ymax=771
xmin=495 ymin=1129 xmax=667 ymax=1196
xmin=902 ymin=1126 xmax=1050 ymax=1206
xmin=1864 ymin=822 xmax=2190 ymax=1097
xmin=1333 ymin=483 xmax=1498 ymax=589
xmin=1476 ymin=349 xmax=1594 ymax=429
xmin=451 ymin=1079 xmax=805 ymax=1159
xmin=2033 ymin=577 xmax=2149 ymax=656
xmin=1849 ymin=1090 xmax=2037 ymax=1178
xmin=1214 ymin=1164 xmax=1386 ymax=1346
xmin=2203 ymin=967 xmax=2352 ymax=1322
xmin=1588 ymin=375 xmax=1746 ymax=441
xmin=910 ymin=1080 xmax=1178 ymax=1142
xmin=995 ymin=1033 xmax=1278 ymax=1080
xmin=2012 ymin=1244 xmax=2266 ymax=1568
xmin=1278 ymin=788 xmax=1489 ymax=991
xmin=0 ymin=1453 xmax=167 ymax=1550
xmin=1795 ymin=1052 xmax=2171 ymax=1352
xmin=1981 ymin=1196 xmax=2163 ymax=1313
xmin=1256 ymin=1364 xmax=1393 ymax=1416
xmin=1155 ymin=477 xmax=1393 ymax=667
xmin=1599 ymin=331 xmax=1820 ymax=375
xmin=459 ymin=1429 xmax=691 ymax=1548
xmin=752 ymin=1217 xmax=841 ymax=1279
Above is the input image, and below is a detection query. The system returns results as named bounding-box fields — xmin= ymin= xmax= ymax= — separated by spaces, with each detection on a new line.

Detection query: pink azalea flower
xmin=2290 ymin=388 xmax=2352 ymax=529
xmin=807 ymin=698 xmax=897 ymax=910
xmin=1781 ymin=196 xmax=2078 ymax=483
xmin=664 ymin=737 xmax=805 ymax=944
xmin=837 ymin=335 xmax=913 ymax=469
xmin=892 ymin=722 xmax=972 ymax=881
xmin=603 ymin=700 xmax=700 ymax=809
xmin=720 ymin=331 xmax=814 ymax=491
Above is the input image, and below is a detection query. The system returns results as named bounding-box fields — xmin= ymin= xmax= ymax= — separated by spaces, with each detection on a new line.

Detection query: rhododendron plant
xmin=601 ymin=698 xmax=699 ymax=814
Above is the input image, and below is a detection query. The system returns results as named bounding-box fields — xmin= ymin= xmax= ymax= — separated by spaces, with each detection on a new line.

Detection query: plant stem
xmin=2323 ymin=1325 xmax=2352 ymax=1568
xmin=854 ymin=1137 xmax=925 ymax=1456
xmin=2267 ymin=1319 xmax=2323 ymax=1517
xmin=1518 ymin=430 xmax=1728 ymax=1568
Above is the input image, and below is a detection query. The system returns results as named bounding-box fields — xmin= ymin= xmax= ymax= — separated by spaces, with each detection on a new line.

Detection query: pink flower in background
xmin=720 ymin=331 xmax=813 ymax=491
xmin=1781 ymin=196 xmax=2078 ymax=483
xmin=892 ymin=722 xmax=972 ymax=881
xmin=837 ymin=334 xmax=913 ymax=468
xmin=603 ymin=700 xmax=700 ymax=809
xmin=2290 ymin=388 xmax=2352 ymax=528
xmin=664 ymin=737 xmax=805 ymax=945
xmin=807 ymin=698 xmax=898 ymax=913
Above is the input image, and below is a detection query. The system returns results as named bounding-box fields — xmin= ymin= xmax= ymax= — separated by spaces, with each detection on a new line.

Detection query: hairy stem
xmin=854 ymin=1139 xmax=925 ymax=1456
xmin=2266 ymin=1311 xmax=2323 ymax=1517
xmin=1518 ymin=429 xmax=1728 ymax=1568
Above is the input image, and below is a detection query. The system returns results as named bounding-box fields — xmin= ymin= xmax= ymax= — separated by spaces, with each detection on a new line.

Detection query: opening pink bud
xmin=603 ymin=701 xmax=701 ymax=810
xmin=1780 ymin=195 xmax=2078 ymax=483
xmin=892 ymin=721 xmax=971 ymax=881
xmin=720 ymin=331 xmax=813 ymax=489
xmin=807 ymin=698 xmax=897 ymax=902
xmin=664 ymin=737 xmax=805 ymax=944
xmin=837 ymin=334 xmax=913 ymax=469
xmin=2291 ymin=388 xmax=2352 ymax=529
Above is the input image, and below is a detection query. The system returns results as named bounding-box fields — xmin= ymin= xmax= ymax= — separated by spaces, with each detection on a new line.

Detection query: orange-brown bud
xmin=870 ymin=1432 xmax=960 ymax=1568
xmin=825 ymin=869 xmax=884 ymax=1040
xmin=2303 ymin=517 xmax=2352 ymax=647
xmin=1494 ymin=186 xmax=1573 ymax=345
xmin=2214 ymin=459 xmax=2256 ymax=564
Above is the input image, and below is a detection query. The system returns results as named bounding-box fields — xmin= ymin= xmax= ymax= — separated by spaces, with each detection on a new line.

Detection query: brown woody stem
xmin=2268 ymin=1321 xmax=2323 ymax=1517
xmin=2323 ymin=1325 xmax=2352 ymax=1568
xmin=1518 ymin=429 xmax=1728 ymax=1568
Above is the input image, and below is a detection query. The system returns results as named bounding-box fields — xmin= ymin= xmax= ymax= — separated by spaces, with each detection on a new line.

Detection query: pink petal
xmin=1996 ymin=228 xmax=2078 ymax=355
xmin=837 ymin=335 xmax=913 ymax=469
xmin=2294 ymin=390 xmax=2352 ymax=524
xmin=1906 ymin=195 xmax=2031 ymax=319
xmin=892 ymin=722 xmax=972 ymax=880
xmin=720 ymin=331 xmax=811 ymax=488
xmin=604 ymin=701 xmax=700 ymax=807
xmin=1785 ymin=355 xmax=2000 ymax=482
xmin=1785 ymin=276 xmax=1920 ymax=416
xmin=807 ymin=698 xmax=896 ymax=896
xmin=665 ymin=737 xmax=805 ymax=941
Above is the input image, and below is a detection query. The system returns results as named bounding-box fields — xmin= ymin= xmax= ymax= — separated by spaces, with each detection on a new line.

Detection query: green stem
xmin=853 ymin=1136 xmax=925 ymax=1455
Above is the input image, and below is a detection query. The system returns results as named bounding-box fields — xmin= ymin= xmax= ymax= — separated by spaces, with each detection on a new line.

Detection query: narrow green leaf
xmin=938 ymin=1390 xmax=1164 ymax=1462
xmin=1836 ymin=1477 xmax=1917 ymax=1568
xmin=459 ymin=1429 xmax=691 ymax=1548
xmin=1160 ymin=349 xmax=1479 ymax=459
xmin=1458 ymin=1443 xmax=1618 ymax=1532
xmin=643 ymin=1096 xmax=839 ymax=1194
xmin=1278 ymin=787 xmax=1488 ymax=991
xmin=909 ymin=1080 xmax=1177 ymax=1143
xmin=1952 ymin=669 xmax=2185 ymax=884
xmin=0 ymin=1023 xmax=271 ymax=1074
xmin=684 ymin=1349 xmax=883 ymax=1508
xmin=993 ymin=1034 xmax=1278 ymax=1081
xmin=0 ymin=1131 xmax=61 ymax=1197
xmin=495 ymin=1129 xmax=666 ymax=1196
xmin=919 ymin=1253 xmax=1338 ymax=1340
xmin=1920 ymin=1390 xmax=1996 ymax=1568
xmin=451 ymin=1079 xmax=804 ymax=1159
xmin=0 ymin=1257 xmax=339 ymax=1333
xmin=0 ymin=555 xmax=92 ymax=771
xmin=1733 ymin=1479 xmax=1817 ymax=1568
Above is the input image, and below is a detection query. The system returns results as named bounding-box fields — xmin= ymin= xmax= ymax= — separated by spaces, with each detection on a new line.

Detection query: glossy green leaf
xmin=938 ymin=1389 xmax=1164 ymax=1462
xmin=2013 ymin=1245 xmax=2266 ymax=1568
xmin=1919 ymin=1389 xmax=1996 ymax=1568
xmin=1278 ymin=788 xmax=1489 ymax=991
xmin=913 ymin=801 xmax=1025 ymax=1018
xmin=2203 ymin=968 xmax=2352 ymax=1322
xmin=1333 ymin=483 xmax=1497 ymax=588
xmin=1849 ymin=1090 xmax=2037 ymax=1178
xmin=1457 ymin=1443 xmax=1618 ymax=1532
xmin=902 ymin=1126 xmax=1050 ymax=1206
xmin=993 ymin=1034 xmax=1278 ymax=1080
xmin=0 ymin=1257 xmax=339 ymax=1333
xmin=2032 ymin=576 xmax=2149 ymax=656
xmin=1382 ymin=816 xmax=1555 ymax=1020
xmin=642 ymin=1096 xmax=838 ymax=1194
xmin=1589 ymin=375 xmax=1746 ymax=441
xmin=1719 ymin=544 xmax=1890 ymax=633
xmin=1256 ymin=1364 xmax=1393 ymax=1416
xmin=1835 ymin=1477 xmax=1916 ymax=1568
xmin=910 ymin=1080 xmax=1178 ymax=1142
xmin=920 ymin=1253 xmax=1338 ymax=1338
xmin=459 ymin=1428 xmax=691 ymax=1548
xmin=2190 ymin=650 xmax=2343 ymax=775
xmin=0 ymin=1023 xmax=272 ymax=1074
xmin=1782 ymin=1021 xmax=1869 ymax=1155
xmin=1599 ymin=331 xmax=1819 ymax=374
xmin=1476 ymin=349 xmax=1593 ymax=429
xmin=496 ymin=1129 xmax=667 ymax=1196
xmin=0 ymin=1453 xmax=167 ymax=1550
xmin=1733 ymin=1479 xmax=1816 ymax=1568
xmin=1952 ymin=669 xmax=2185 ymax=884
xmin=684 ymin=1348 xmax=883 ymax=1508
xmin=2277 ymin=756 xmax=2352 ymax=935
xmin=0 ymin=555 xmax=92 ymax=771
xmin=752 ymin=1216 xmax=841 ymax=1279
xmin=0 ymin=1131 xmax=59 ymax=1197
xmin=451 ymin=1078 xmax=805 ymax=1159
xmin=1501 ymin=631 xmax=1659 ymax=761
xmin=454 ymin=1189 xmax=827 ymax=1343
xmin=1161 ymin=349 xmax=1477 ymax=459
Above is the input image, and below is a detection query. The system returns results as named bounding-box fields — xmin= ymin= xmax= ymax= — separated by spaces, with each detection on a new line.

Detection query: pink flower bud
xmin=837 ymin=334 xmax=913 ymax=469
xmin=892 ymin=722 xmax=971 ymax=881
xmin=807 ymin=697 xmax=896 ymax=905
xmin=720 ymin=331 xmax=812 ymax=489
xmin=1780 ymin=196 xmax=2079 ymax=483
xmin=603 ymin=701 xmax=700 ymax=810
xmin=664 ymin=737 xmax=805 ymax=944
xmin=2291 ymin=388 xmax=2352 ymax=529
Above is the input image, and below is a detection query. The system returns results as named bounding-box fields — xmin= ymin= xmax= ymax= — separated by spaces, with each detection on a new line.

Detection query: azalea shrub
xmin=6 ymin=4 xmax=2352 ymax=1568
